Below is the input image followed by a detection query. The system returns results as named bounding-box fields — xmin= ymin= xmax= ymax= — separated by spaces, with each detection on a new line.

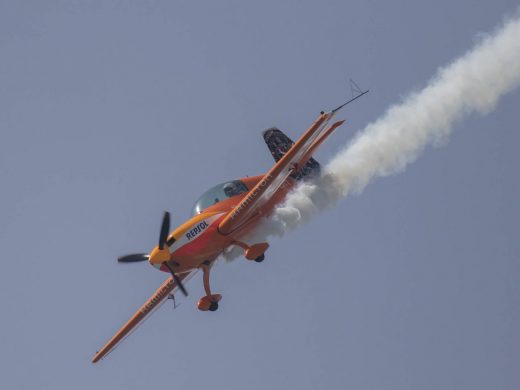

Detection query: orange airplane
xmin=92 ymin=90 xmax=368 ymax=363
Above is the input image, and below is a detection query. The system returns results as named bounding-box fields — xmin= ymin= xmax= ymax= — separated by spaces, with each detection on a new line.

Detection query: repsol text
xmin=186 ymin=221 xmax=209 ymax=240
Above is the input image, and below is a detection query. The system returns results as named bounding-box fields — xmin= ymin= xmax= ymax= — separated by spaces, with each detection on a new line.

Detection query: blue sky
xmin=1 ymin=1 xmax=519 ymax=389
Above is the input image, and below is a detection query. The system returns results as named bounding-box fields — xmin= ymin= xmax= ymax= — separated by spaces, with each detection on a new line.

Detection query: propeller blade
xmin=158 ymin=211 xmax=170 ymax=250
xmin=171 ymin=272 xmax=188 ymax=297
xmin=164 ymin=261 xmax=188 ymax=297
xmin=118 ymin=254 xmax=149 ymax=263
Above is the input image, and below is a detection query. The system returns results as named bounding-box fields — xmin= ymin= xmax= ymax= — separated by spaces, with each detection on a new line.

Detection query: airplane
xmin=92 ymin=89 xmax=368 ymax=363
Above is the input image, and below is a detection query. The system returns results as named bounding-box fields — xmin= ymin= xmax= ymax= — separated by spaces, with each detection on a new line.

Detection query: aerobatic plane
xmin=92 ymin=90 xmax=368 ymax=363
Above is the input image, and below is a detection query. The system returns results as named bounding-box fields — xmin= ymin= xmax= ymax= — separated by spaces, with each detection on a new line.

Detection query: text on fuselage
xmin=186 ymin=221 xmax=209 ymax=240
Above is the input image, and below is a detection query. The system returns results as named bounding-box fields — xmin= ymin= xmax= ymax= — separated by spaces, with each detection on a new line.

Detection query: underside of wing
xmin=91 ymin=271 xmax=196 ymax=363
xmin=218 ymin=112 xmax=345 ymax=234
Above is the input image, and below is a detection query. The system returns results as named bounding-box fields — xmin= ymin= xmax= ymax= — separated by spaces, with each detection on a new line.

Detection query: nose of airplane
xmin=148 ymin=246 xmax=171 ymax=265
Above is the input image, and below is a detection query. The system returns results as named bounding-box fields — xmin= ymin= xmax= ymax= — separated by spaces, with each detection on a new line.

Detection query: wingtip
xmin=91 ymin=351 xmax=101 ymax=364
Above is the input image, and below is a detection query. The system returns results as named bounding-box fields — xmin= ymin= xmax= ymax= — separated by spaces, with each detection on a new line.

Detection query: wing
xmin=91 ymin=271 xmax=196 ymax=363
xmin=218 ymin=112 xmax=345 ymax=235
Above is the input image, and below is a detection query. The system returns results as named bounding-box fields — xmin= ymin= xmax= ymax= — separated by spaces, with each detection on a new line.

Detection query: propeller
xmin=158 ymin=211 xmax=170 ymax=250
xmin=164 ymin=261 xmax=188 ymax=297
xmin=118 ymin=254 xmax=149 ymax=263
xmin=117 ymin=211 xmax=188 ymax=297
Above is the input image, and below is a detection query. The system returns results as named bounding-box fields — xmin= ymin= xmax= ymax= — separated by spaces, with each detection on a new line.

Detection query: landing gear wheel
xmin=254 ymin=254 xmax=265 ymax=263
xmin=209 ymin=301 xmax=219 ymax=311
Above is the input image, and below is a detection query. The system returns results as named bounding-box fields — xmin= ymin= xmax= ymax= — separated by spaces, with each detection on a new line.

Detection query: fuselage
xmin=148 ymin=175 xmax=295 ymax=273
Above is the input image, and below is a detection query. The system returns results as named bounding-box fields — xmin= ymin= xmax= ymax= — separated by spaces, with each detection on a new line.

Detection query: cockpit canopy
xmin=191 ymin=180 xmax=249 ymax=215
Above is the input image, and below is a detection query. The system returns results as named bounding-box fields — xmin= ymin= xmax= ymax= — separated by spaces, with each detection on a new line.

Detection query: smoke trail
xmin=222 ymin=10 xmax=520 ymax=261
xmin=269 ymin=10 xmax=520 ymax=233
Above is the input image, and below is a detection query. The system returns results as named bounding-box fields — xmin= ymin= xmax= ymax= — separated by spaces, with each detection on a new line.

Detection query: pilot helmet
xmin=223 ymin=182 xmax=239 ymax=197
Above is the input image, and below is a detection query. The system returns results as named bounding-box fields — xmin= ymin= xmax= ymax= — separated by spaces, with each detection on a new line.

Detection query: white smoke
xmin=223 ymin=10 xmax=520 ymax=261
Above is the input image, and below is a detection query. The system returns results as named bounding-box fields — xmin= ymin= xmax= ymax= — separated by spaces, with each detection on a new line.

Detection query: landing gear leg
xmin=198 ymin=262 xmax=221 ymax=312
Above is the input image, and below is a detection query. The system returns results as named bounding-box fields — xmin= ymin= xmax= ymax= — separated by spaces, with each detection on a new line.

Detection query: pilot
xmin=223 ymin=182 xmax=241 ymax=197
